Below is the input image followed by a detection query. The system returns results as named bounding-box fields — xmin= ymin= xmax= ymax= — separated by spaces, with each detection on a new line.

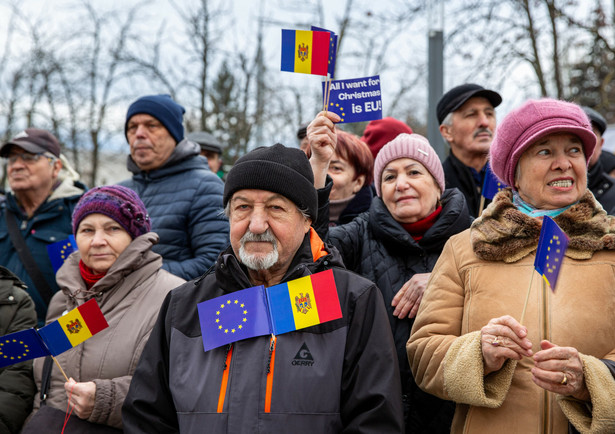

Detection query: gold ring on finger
xmin=560 ymin=373 xmax=568 ymax=385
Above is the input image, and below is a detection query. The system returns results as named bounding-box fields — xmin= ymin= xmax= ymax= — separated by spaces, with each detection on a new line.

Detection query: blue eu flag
xmin=47 ymin=235 xmax=77 ymax=273
xmin=534 ymin=216 xmax=569 ymax=292
xmin=481 ymin=163 xmax=507 ymax=200
xmin=0 ymin=328 xmax=50 ymax=368
xmin=197 ymin=286 xmax=272 ymax=352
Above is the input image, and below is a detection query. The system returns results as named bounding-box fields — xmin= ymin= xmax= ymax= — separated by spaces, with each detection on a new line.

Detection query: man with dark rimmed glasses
xmin=0 ymin=128 xmax=85 ymax=326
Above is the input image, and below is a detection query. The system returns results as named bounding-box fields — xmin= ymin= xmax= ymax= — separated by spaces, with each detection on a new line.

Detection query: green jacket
xmin=0 ymin=266 xmax=37 ymax=434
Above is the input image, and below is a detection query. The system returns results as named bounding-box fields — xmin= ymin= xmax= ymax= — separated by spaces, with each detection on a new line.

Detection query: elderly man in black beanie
xmin=120 ymin=94 xmax=229 ymax=280
xmin=437 ymin=83 xmax=502 ymax=217
xmin=123 ymin=143 xmax=404 ymax=434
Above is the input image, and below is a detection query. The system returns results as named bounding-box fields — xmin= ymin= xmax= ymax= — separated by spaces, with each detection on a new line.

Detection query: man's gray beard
xmin=238 ymin=230 xmax=279 ymax=271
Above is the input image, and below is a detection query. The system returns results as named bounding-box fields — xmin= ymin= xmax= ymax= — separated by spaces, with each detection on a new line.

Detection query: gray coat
xmin=31 ymin=233 xmax=185 ymax=429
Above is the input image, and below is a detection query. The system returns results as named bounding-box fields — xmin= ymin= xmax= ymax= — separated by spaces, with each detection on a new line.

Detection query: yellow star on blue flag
xmin=47 ymin=235 xmax=77 ymax=273
xmin=0 ymin=329 xmax=50 ymax=368
xmin=534 ymin=216 xmax=569 ymax=291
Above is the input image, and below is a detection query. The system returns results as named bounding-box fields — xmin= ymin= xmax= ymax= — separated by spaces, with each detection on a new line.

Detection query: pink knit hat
xmin=490 ymin=98 xmax=596 ymax=189
xmin=373 ymin=133 xmax=445 ymax=197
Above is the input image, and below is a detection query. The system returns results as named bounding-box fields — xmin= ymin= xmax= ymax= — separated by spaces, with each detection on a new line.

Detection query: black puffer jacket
xmin=0 ymin=266 xmax=37 ymax=434
xmin=317 ymin=186 xmax=472 ymax=434
xmin=443 ymin=152 xmax=487 ymax=218
xmin=587 ymin=159 xmax=615 ymax=215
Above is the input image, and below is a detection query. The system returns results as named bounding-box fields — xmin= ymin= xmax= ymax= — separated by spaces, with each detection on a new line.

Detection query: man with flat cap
xmin=0 ymin=129 xmax=85 ymax=325
xmin=583 ymin=106 xmax=615 ymax=214
xmin=187 ymin=131 xmax=225 ymax=178
xmin=121 ymin=94 xmax=229 ymax=280
xmin=437 ymin=83 xmax=502 ymax=217
xmin=123 ymin=143 xmax=403 ymax=433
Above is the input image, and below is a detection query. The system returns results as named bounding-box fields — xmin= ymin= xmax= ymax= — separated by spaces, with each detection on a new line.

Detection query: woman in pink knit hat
xmin=308 ymin=111 xmax=472 ymax=433
xmin=409 ymin=98 xmax=615 ymax=433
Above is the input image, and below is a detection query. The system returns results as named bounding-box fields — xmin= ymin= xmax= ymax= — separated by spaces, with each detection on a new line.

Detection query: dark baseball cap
xmin=187 ymin=131 xmax=224 ymax=154
xmin=0 ymin=128 xmax=61 ymax=158
xmin=582 ymin=106 xmax=607 ymax=135
xmin=437 ymin=83 xmax=502 ymax=124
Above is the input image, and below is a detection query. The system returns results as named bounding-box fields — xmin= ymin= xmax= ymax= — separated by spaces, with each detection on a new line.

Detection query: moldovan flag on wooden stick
xmin=281 ymin=29 xmax=331 ymax=76
xmin=37 ymin=299 xmax=109 ymax=356
xmin=267 ymin=269 xmax=342 ymax=335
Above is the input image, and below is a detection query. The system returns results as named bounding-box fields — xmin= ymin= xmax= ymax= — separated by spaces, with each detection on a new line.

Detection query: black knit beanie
xmin=224 ymin=144 xmax=317 ymax=221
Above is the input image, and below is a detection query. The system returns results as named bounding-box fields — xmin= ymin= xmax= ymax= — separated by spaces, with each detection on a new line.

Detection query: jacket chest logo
xmin=66 ymin=319 xmax=83 ymax=334
xmin=292 ymin=342 xmax=314 ymax=366
xmin=294 ymin=292 xmax=312 ymax=314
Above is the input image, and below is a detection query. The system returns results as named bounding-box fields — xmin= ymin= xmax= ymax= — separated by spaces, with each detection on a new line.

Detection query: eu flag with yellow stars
xmin=534 ymin=216 xmax=569 ymax=292
xmin=481 ymin=163 xmax=507 ymax=200
xmin=47 ymin=235 xmax=77 ymax=273
xmin=197 ymin=286 xmax=271 ymax=352
xmin=0 ymin=328 xmax=50 ymax=368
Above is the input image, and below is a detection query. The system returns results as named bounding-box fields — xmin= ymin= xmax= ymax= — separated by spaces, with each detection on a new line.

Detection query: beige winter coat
xmin=408 ymin=189 xmax=615 ymax=434
xmin=31 ymin=232 xmax=185 ymax=429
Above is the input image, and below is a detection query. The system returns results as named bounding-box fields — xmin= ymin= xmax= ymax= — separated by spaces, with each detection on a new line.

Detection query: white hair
xmin=440 ymin=112 xmax=453 ymax=127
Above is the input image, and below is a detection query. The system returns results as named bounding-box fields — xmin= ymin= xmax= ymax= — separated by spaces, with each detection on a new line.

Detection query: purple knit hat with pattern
xmin=373 ymin=133 xmax=445 ymax=197
xmin=490 ymin=98 xmax=596 ymax=189
xmin=72 ymin=185 xmax=151 ymax=239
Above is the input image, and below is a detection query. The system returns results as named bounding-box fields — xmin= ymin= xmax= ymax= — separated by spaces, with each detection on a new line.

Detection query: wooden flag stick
xmin=52 ymin=355 xmax=70 ymax=382
xmin=322 ymin=76 xmax=331 ymax=113
xmin=325 ymin=74 xmax=333 ymax=112
xmin=478 ymin=195 xmax=486 ymax=216
xmin=519 ymin=271 xmax=535 ymax=326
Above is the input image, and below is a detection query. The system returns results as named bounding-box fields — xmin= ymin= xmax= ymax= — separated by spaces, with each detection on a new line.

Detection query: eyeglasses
xmin=5 ymin=152 xmax=55 ymax=165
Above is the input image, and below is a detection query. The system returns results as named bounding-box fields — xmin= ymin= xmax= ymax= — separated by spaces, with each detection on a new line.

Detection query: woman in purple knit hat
xmin=24 ymin=185 xmax=184 ymax=432
xmin=409 ymin=99 xmax=615 ymax=433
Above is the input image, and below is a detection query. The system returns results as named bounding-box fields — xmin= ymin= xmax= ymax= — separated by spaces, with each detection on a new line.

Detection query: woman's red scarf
xmin=79 ymin=260 xmax=106 ymax=289
xmin=401 ymin=205 xmax=442 ymax=241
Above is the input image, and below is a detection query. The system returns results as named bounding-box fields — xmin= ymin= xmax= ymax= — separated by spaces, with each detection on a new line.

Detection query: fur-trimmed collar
xmin=471 ymin=188 xmax=615 ymax=262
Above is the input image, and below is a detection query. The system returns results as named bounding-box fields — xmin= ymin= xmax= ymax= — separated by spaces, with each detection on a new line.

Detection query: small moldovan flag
xmin=47 ymin=235 xmax=78 ymax=273
xmin=281 ymin=29 xmax=331 ymax=76
xmin=310 ymin=26 xmax=337 ymax=78
xmin=197 ymin=270 xmax=343 ymax=352
xmin=0 ymin=329 xmax=50 ymax=368
xmin=481 ymin=163 xmax=507 ymax=200
xmin=267 ymin=269 xmax=342 ymax=335
xmin=37 ymin=298 xmax=109 ymax=356
xmin=197 ymin=285 xmax=272 ymax=352
xmin=534 ymin=216 xmax=569 ymax=292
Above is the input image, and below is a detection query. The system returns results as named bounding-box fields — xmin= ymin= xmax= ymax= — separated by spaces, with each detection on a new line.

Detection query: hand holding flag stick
xmin=519 ymin=216 xmax=569 ymax=325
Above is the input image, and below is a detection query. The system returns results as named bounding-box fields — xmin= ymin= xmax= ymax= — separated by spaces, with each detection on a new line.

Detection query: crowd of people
xmin=0 ymin=85 xmax=614 ymax=434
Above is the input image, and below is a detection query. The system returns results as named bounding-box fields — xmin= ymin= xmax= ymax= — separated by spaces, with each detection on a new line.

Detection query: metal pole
xmin=427 ymin=0 xmax=446 ymax=160
xmin=428 ymin=30 xmax=445 ymax=160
